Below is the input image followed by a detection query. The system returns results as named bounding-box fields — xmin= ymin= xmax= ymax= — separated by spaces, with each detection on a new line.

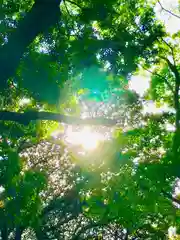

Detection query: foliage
xmin=0 ymin=0 xmax=179 ymax=239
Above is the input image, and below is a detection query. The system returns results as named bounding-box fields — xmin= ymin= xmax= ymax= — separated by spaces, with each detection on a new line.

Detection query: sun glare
xmin=78 ymin=127 xmax=99 ymax=150
xmin=65 ymin=126 xmax=103 ymax=150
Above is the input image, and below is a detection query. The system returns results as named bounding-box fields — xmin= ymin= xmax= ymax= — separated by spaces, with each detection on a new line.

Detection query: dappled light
xmin=0 ymin=0 xmax=180 ymax=239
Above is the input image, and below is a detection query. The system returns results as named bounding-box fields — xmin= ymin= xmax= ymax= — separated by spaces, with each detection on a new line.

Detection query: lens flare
xmin=78 ymin=127 xmax=99 ymax=150
xmin=65 ymin=126 xmax=103 ymax=150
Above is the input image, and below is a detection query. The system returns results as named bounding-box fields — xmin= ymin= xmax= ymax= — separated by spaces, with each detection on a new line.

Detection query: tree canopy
xmin=0 ymin=0 xmax=180 ymax=239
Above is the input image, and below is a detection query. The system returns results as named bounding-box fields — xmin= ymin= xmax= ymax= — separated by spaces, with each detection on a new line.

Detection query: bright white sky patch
xmin=130 ymin=0 xmax=180 ymax=97
xmin=168 ymin=226 xmax=177 ymax=239
xmin=165 ymin=123 xmax=176 ymax=132
xmin=129 ymin=74 xmax=150 ymax=97
xmin=155 ymin=0 xmax=180 ymax=34
xmin=142 ymin=101 xmax=171 ymax=114
xmin=0 ymin=186 xmax=5 ymax=194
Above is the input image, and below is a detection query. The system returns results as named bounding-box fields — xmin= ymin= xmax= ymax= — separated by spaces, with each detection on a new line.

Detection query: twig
xmin=158 ymin=1 xmax=180 ymax=19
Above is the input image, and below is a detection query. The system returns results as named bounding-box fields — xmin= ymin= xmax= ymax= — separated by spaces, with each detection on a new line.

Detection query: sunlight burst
xmin=78 ymin=127 xmax=99 ymax=150
xmin=65 ymin=126 xmax=103 ymax=150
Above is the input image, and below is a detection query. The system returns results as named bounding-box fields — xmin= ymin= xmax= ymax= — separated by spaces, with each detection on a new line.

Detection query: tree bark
xmin=173 ymin=80 xmax=180 ymax=157
xmin=0 ymin=0 xmax=62 ymax=90
xmin=0 ymin=110 xmax=117 ymax=126
xmin=166 ymin=59 xmax=180 ymax=158
xmin=162 ymin=57 xmax=180 ymax=166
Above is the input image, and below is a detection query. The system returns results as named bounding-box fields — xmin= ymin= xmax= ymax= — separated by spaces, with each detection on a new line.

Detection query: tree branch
xmin=161 ymin=190 xmax=180 ymax=205
xmin=158 ymin=1 xmax=180 ymax=19
xmin=143 ymin=67 xmax=174 ymax=93
xmin=172 ymin=80 xmax=180 ymax=156
xmin=163 ymin=58 xmax=180 ymax=85
xmin=160 ymin=38 xmax=176 ymax=65
xmin=63 ymin=0 xmax=72 ymax=17
xmin=66 ymin=0 xmax=82 ymax=9
xmin=0 ymin=0 xmax=62 ymax=90
xmin=0 ymin=110 xmax=117 ymax=126
xmin=161 ymin=57 xmax=180 ymax=133
xmin=139 ymin=182 xmax=180 ymax=205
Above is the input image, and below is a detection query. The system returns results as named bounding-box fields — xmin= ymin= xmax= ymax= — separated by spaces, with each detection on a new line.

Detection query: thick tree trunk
xmin=173 ymin=81 xmax=180 ymax=158
xmin=0 ymin=0 xmax=62 ymax=90
xmin=167 ymin=60 xmax=180 ymax=160
xmin=0 ymin=110 xmax=117 ymax=126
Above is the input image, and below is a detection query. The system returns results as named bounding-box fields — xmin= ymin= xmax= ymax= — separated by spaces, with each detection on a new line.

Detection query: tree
xmin=1 ymin=0 xmax=179 ymax=239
